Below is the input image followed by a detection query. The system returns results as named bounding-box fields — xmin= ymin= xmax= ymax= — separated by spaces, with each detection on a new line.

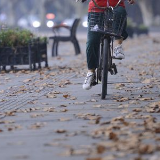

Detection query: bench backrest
xmin=71 ymin=18 xmax=81 ymax=37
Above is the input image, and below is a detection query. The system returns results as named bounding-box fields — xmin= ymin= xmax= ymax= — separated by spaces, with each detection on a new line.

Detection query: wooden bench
xmin=49 ymin=18 xmax=81 ymax=57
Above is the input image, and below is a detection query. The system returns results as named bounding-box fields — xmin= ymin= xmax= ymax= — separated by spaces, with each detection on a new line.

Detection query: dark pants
xmin=86 ymin=6 xmax=128 ymax=70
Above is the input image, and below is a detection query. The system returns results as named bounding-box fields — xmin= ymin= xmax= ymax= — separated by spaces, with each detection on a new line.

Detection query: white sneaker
xmin=82 ymin=72 xmax=96 ymax=90
xmin=113 ymin=44 xmax=125 ymax=59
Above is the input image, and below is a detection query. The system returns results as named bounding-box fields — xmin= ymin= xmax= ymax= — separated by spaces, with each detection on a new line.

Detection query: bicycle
xmin=85 ymin=0 xmax=127 ymax=99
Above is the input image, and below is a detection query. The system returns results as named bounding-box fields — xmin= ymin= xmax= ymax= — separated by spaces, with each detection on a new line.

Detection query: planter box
xmin=0 ymin=38 xmax=48 ymax=71
xmin=135 ymin=27 xmax=149 ymax=36
xmin=34 ymin=39 xmax=48 ymax=69
xmin=127 ymin=26 xmax=134 ymax=38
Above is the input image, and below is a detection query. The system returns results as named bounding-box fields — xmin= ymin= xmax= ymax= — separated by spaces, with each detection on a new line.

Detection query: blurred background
xmin=0 ymin=0 xmax=160 ymax=35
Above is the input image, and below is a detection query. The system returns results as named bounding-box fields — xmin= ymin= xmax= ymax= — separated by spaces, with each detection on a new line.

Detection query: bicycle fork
xmin=101 ymin=37 xmax=118 ymax=75
xmin=109 ymin=38 xmax=118 ymax=75
xmin=96 ymin=37 xmax=118 ymax=85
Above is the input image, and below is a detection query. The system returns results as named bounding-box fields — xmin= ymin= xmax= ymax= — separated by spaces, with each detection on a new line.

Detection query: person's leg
xmin=83 ymin=12 xmax=103 ymax=90
xmin=86 ymin=28 xmax=102 ymax=72
xmin=86 ymin=12 xmax=104 ymax=71
xmin=114 ymin=38 xmax=125 ymax=59
xmin=113 ymin=6 xmax=128 ymax=59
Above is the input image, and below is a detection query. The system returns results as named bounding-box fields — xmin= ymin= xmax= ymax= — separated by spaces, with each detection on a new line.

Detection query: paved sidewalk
xmin=0 ymin=32 xmax=160 ymax=160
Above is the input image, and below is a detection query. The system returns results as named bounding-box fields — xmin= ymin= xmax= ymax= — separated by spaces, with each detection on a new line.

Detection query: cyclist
xmin=80 ymin=0 xmax=135 ymax=90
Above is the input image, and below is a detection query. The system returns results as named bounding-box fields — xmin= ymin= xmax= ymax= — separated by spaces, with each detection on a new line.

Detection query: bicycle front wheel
xmin=101 ymin=38 xmax=109 ymax=99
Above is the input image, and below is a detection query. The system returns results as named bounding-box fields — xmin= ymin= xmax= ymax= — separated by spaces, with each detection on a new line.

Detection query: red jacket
xmin=88 ymin=0 xmax=125 ymax=12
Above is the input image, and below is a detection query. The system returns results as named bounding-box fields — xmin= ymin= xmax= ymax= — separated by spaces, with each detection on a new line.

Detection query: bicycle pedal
xmin=112 ymin=56 xmax=122 ymax=60
xmin=109 ymin=69 xmax=114 ymax=75
xmin=92 ymin=81 xmax=97 ymax=86
xmin=113 ymin=71 xmax=117 ymax=75
xmin=111 ymin=63 xmax=118 ymax=75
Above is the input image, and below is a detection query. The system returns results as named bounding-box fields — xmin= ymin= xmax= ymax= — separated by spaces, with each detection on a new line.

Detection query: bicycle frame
xmin=97 ymin=34 xmax=117 ymax=81
xmin=96 ymin=32 xmax=119 ymax=99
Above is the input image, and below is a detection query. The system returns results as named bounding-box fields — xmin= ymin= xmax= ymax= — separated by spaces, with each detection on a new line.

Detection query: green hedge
xmin=0 ymin=29 xmax=47 ymax=48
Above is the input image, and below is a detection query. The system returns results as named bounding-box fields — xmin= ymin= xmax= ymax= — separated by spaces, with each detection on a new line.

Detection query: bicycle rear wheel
xmin=101 ymin=38 xmax=109 ymax=99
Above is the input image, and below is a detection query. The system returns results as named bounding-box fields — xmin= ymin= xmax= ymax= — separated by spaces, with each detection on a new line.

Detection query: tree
xmin=0 ymin=0 xmax=160 ymax=28
xmin=138 ymin=0 xmax=154 ymax=26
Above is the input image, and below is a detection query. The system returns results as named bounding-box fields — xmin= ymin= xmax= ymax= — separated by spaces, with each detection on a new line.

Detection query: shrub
xmin=0 ymin=29 xmax=46 ymax=48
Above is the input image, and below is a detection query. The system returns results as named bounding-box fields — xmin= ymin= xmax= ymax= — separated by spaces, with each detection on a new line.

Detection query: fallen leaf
xmin=23 ymin=79 xmax=32 ymax=83
xmin=115 ymin=83 xmax=125 ymax=89
xmin=59 ymin=118 xmax=71 ymax=122
xmin=102 ymin=155 xmax=116 ymax=160
xmin=93 ymin=105 xmax=103 ymax=108
xmin=0 ymin=90 xmax=4 ymax=94
xmin=58 ymin=105 xmax=67 ymax=108
xmin=109 ymin=132 xmax=118 ymax=141
xmin=138 ymin=144 xmax=155 ymax=154
xmin=13 ymin=155 xmax=29 ymax=159
xmin=142 ymin=79 xmax=151 ymax=84
xmin=60 ymin=109 xmax=68 ymax=112
xmin=63 ymin=94 xmax=70 ymax=98
xmin=30 ymin=114 xmax=45 ymax=118
xmin=5 ymin=111 xmax=16 ymax=116
xmin=44 ymin=142 xmax=61 ymax=147
xmin=132 ymin=108 xmax=143 ymax=112
xmin=115 ymin=97 xmax=129 ymax=102
xmin=70 ymin=97 xmax=77 ymax=100
xmin=74 ymin=102 xmax=86 ymax=105
xmin=43 ymin=107 xmax=55 ymax=112
xmin=96 ymin=145 xmax=106 ymax=154
xmin=139 ymin=97 xmax=153 ymax=101
xmin=89 ymin=99 xmax=97 ymax=102
xmin=55 ymin=129 xmax=67 ymax=133
xmin=29 ymin=122 xmax=46 ymax=129
xmin=46 ymin=93 xmax=57 ymax=98
xmin=86 ymin=158 xmax=102 ymax=160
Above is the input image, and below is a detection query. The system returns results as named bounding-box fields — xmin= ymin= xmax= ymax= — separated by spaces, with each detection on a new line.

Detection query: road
xmin=0 ymin=31 xmax=160 ymax=160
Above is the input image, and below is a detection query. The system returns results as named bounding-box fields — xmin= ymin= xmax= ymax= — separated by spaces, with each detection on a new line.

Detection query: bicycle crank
xmin=109 ymin=63 xmax=118 ymax=75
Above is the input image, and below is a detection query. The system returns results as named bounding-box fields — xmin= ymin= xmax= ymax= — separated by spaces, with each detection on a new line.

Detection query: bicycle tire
xmin=97 ymin=43 xmax=103 ymax=82
xmin=101 ymin=38 xmax=109 ymax=99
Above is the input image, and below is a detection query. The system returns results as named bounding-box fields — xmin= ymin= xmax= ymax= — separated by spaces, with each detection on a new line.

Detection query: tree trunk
xmin=138 ymin=0 xmax=154 ymax=26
